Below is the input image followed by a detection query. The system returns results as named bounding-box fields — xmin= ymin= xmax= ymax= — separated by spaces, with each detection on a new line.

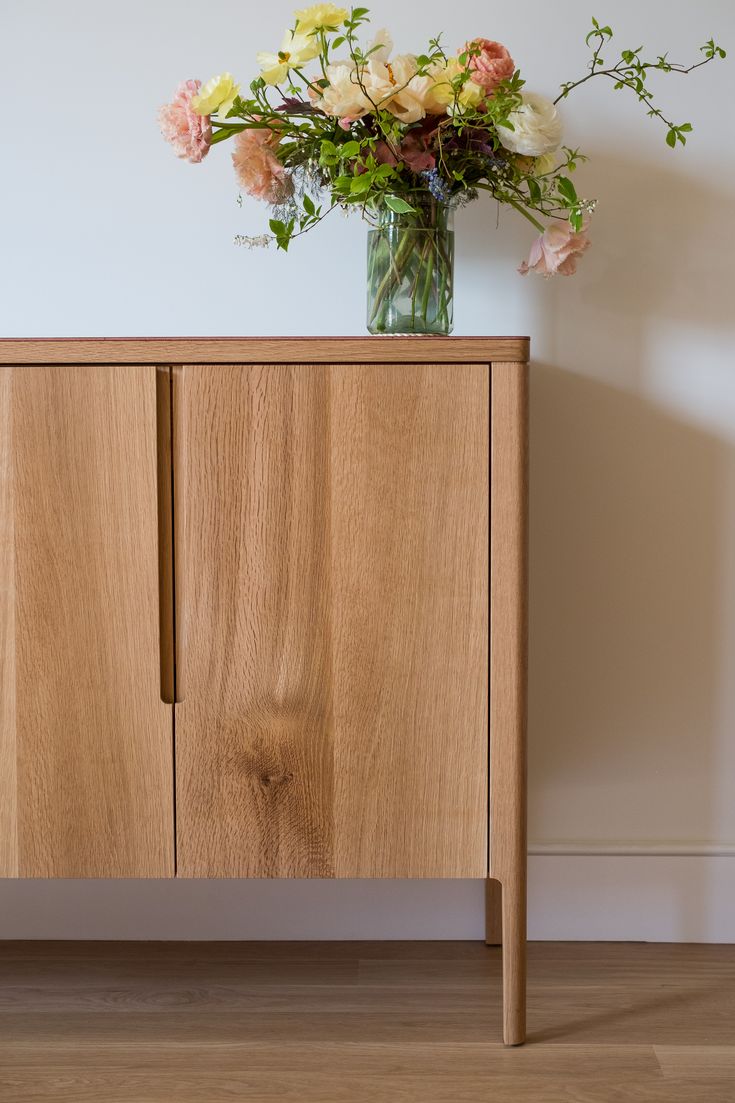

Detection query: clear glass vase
xmin=367 ymin=200 xmax=454 ymax=336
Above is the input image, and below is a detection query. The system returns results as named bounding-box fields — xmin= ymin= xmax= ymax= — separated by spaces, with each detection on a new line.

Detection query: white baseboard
xmin=528 ymin=854 xmax=735 ymax=942
xmin=0 ymin=856 xmax=732 ymax=942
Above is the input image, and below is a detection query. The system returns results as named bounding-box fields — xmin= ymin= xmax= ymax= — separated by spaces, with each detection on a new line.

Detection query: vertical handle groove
xmin=156 ymin=367 xmax=175 ymax=703
xmin=171 ymin=365 xmax=186 ymax=702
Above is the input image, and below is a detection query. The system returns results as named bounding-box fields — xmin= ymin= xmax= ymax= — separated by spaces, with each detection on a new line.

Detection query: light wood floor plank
xmin=0 ymin=942 xmax=733 ymax=1101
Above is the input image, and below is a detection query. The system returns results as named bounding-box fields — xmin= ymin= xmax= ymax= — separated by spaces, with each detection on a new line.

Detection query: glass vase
xmin=367 ymin=200 xmax=454 ymax=335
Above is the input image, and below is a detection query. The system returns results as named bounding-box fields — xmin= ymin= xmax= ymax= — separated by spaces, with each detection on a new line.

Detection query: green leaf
xmin=210 ymin=125 xmax=246 ymax=145
xmin=339 ymin=140 xmax=360 ymax=159
xmin=268 ymin=217 xmax=292 ymax=251
xmin=384 ymin=195 xmax=417 ymax=213
xmin=303 ymin=195 xmax=315 ymax=216
xmin=666 ymin=128 xmax=677 ymax=148
xmin=350 ymin=173 xmax=373 ymax=194
xmin=332 ymin=174 xmax=353 ymax=195
xmin=527 ymin=178 xmax=541 ymax=203
xmin=319 ymin=139 xmax=339 ymax=166
xmin=557 ymin=176 xmax=578 ymax=204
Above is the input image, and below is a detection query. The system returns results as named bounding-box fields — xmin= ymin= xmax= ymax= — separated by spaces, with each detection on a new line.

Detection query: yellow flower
xmin=458 ymin=78 xmax=486 ymax=109
xmin=257 ymin=30 xmax=321 ymax=85
xmin=191 ymin=72 xmax=241 ymax=117
xmin=294 ymin=4 xmax=347 ymax=33
xmin=533 ymin=152 xmax=557 ymax=175
xmin=430 ymin=57 xmax=485 ymax=112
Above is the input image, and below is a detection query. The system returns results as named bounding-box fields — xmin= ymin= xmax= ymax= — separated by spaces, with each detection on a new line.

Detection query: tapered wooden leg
xmin=485 ymin=878 xmax=502 ymax=945
xmin=500 ymin=875 xmax=526 ymax=1046
xmin=489 ymin=362 xmax=529 ymax=1046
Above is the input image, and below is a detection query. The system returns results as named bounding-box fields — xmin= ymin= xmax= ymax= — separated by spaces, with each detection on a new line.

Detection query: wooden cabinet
xmin=0 ymin=338 xmax=528 ymax=1044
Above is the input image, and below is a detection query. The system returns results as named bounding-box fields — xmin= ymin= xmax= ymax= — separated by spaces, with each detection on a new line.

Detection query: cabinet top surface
xmin=0 ymin=336 xmax=529 ymax=365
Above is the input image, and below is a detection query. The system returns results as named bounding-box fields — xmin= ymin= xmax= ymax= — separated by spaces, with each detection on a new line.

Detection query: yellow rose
xmin=191 ymin=72 xmax=240 ymax=117
xmin=429 ymin=58 xmax=485 ymax=112
xmin=294 ymin=4 xmax=347 ymax=33
xmin=458 ymin=78 xmax=486 ymax=109
xmin=533 ymin=152 xmax=557 ymax=175
xmin=257 ymin=30 xmax=321 ymax=85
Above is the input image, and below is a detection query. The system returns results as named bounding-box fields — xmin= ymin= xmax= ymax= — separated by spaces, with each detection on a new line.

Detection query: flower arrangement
xmin=160 ymin=5 xmax=725 ymax=333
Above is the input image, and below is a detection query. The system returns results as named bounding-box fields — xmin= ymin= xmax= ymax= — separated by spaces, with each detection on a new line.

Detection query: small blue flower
xmin=421 ymin=168 xmax=450 ymax=202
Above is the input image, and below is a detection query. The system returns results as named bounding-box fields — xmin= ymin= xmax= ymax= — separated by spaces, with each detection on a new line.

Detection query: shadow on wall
xmin=528 ymin=365 xmax=725 ymax=843
xmin=578 ymin=153 xmax=735 ymax=337
xmin=517 ymin=152 xmax=735 ymax=860
xmin=516 ymin=152 xmax=735 ymax=936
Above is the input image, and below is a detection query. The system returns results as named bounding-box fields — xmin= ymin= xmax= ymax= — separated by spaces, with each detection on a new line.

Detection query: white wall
xmin=2 ymin=0 xmax=735 ymax=940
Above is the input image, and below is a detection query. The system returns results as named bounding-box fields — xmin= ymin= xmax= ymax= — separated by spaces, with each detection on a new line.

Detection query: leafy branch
xmin=556 ymin=18 xmax=726 ymax=147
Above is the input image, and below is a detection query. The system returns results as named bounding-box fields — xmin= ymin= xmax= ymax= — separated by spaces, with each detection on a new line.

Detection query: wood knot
xmin=259 ymin=770 xmax=293 ymax=791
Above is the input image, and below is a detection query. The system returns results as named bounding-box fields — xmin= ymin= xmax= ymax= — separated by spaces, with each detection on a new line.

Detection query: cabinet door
xmin=176 ymin=363 xmax=488 ymax=877
xmin=0 ymin=366 xmax=173 ymax=877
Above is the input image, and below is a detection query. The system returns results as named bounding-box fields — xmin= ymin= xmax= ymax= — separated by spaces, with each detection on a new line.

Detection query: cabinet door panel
xmin=176 ymin=365 xmax=334 ymax=877
xmin=0 ymin=366 xmax=173 ymax=877
xmin=176 ymin=363 xmax=488 ymax=878
xmin=331 ymin=363 xmax=489 ymax=877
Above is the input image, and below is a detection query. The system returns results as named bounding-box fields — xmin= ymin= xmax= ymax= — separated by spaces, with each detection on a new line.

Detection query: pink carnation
xmin=232 ymin=128 xmax=294 ymax=203
xmin=158 ymin=80 xmax=212 ymax=163
xmin=466 ymin=39 xmax=515 ymax=92
xmin=519 ymin=223 xmax=591 ymax=277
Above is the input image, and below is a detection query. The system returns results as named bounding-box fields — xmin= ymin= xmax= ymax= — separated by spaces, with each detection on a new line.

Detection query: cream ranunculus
xmin=372 ymin=55 xmax=422 ymax=122
xmin=316 ymin=51 xmax=421 ymax=121
xmin=317 ymin=47 xmax=447 ymax=126
xmin=294 ymin=3 xmax=347 ymax=32
xmin=316 ymin=62 xmax=373 ymax=118
xmin=388 ymin=72 xmax=446 ymax=122
xmin=257 ymin=29 xmax=321 ymax=85
xmin=496 ymin=93 xmax=562 ymax=157
xmin=191 ymin=72 xmax=241 ymax=117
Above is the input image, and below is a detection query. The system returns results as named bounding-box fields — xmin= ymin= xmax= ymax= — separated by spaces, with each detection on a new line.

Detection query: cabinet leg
xmin=500 ymin=875 xmax=526 ymax=1046
xmin=485 ymin=878 xmax=502 ymax=945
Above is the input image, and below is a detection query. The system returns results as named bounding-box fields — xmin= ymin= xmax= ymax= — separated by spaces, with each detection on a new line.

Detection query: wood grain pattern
xmin=0 ymin=365 xmax=174 ymax=877
xmin=0 ymin=368 xmax=18 ymax=875
xmin=330 ymin=363 xmax=488 ymax=877
xmin=175 ymin=365 xmax=335 ymax=877
xmin=1 ymin=942 xmax=733 ymax=1102
xmin=175 ymin=362 xmax=489 ymax=878
xmin=0 ymin=337 xmax=529 ymax=365
xmin=489 ymin=361 xmax=529 ymax=1045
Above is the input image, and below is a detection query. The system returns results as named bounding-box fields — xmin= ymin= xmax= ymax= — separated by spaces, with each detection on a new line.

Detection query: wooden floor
xmin=0 ymin=941 xmax=734 ymax=1101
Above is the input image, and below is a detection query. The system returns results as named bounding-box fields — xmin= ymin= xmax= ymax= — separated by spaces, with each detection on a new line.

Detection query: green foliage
xmin=268 ymin=217 xmax=295 ymax=251
xmin=198 ymin=6 xmax=725 ymax=247
xmin=558 ymin=17 xmax=726 ymax=148
xmin=385 ymin=195 xmax=417 ymax=213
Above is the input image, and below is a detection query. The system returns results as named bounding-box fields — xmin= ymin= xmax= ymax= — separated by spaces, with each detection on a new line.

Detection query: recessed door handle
xmin=155 ymin=366 xmax=186 ymax=703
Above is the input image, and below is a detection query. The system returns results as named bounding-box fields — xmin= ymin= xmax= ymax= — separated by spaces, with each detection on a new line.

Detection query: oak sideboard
xmin=0 ymin=336 xmax=529 ymax=1045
